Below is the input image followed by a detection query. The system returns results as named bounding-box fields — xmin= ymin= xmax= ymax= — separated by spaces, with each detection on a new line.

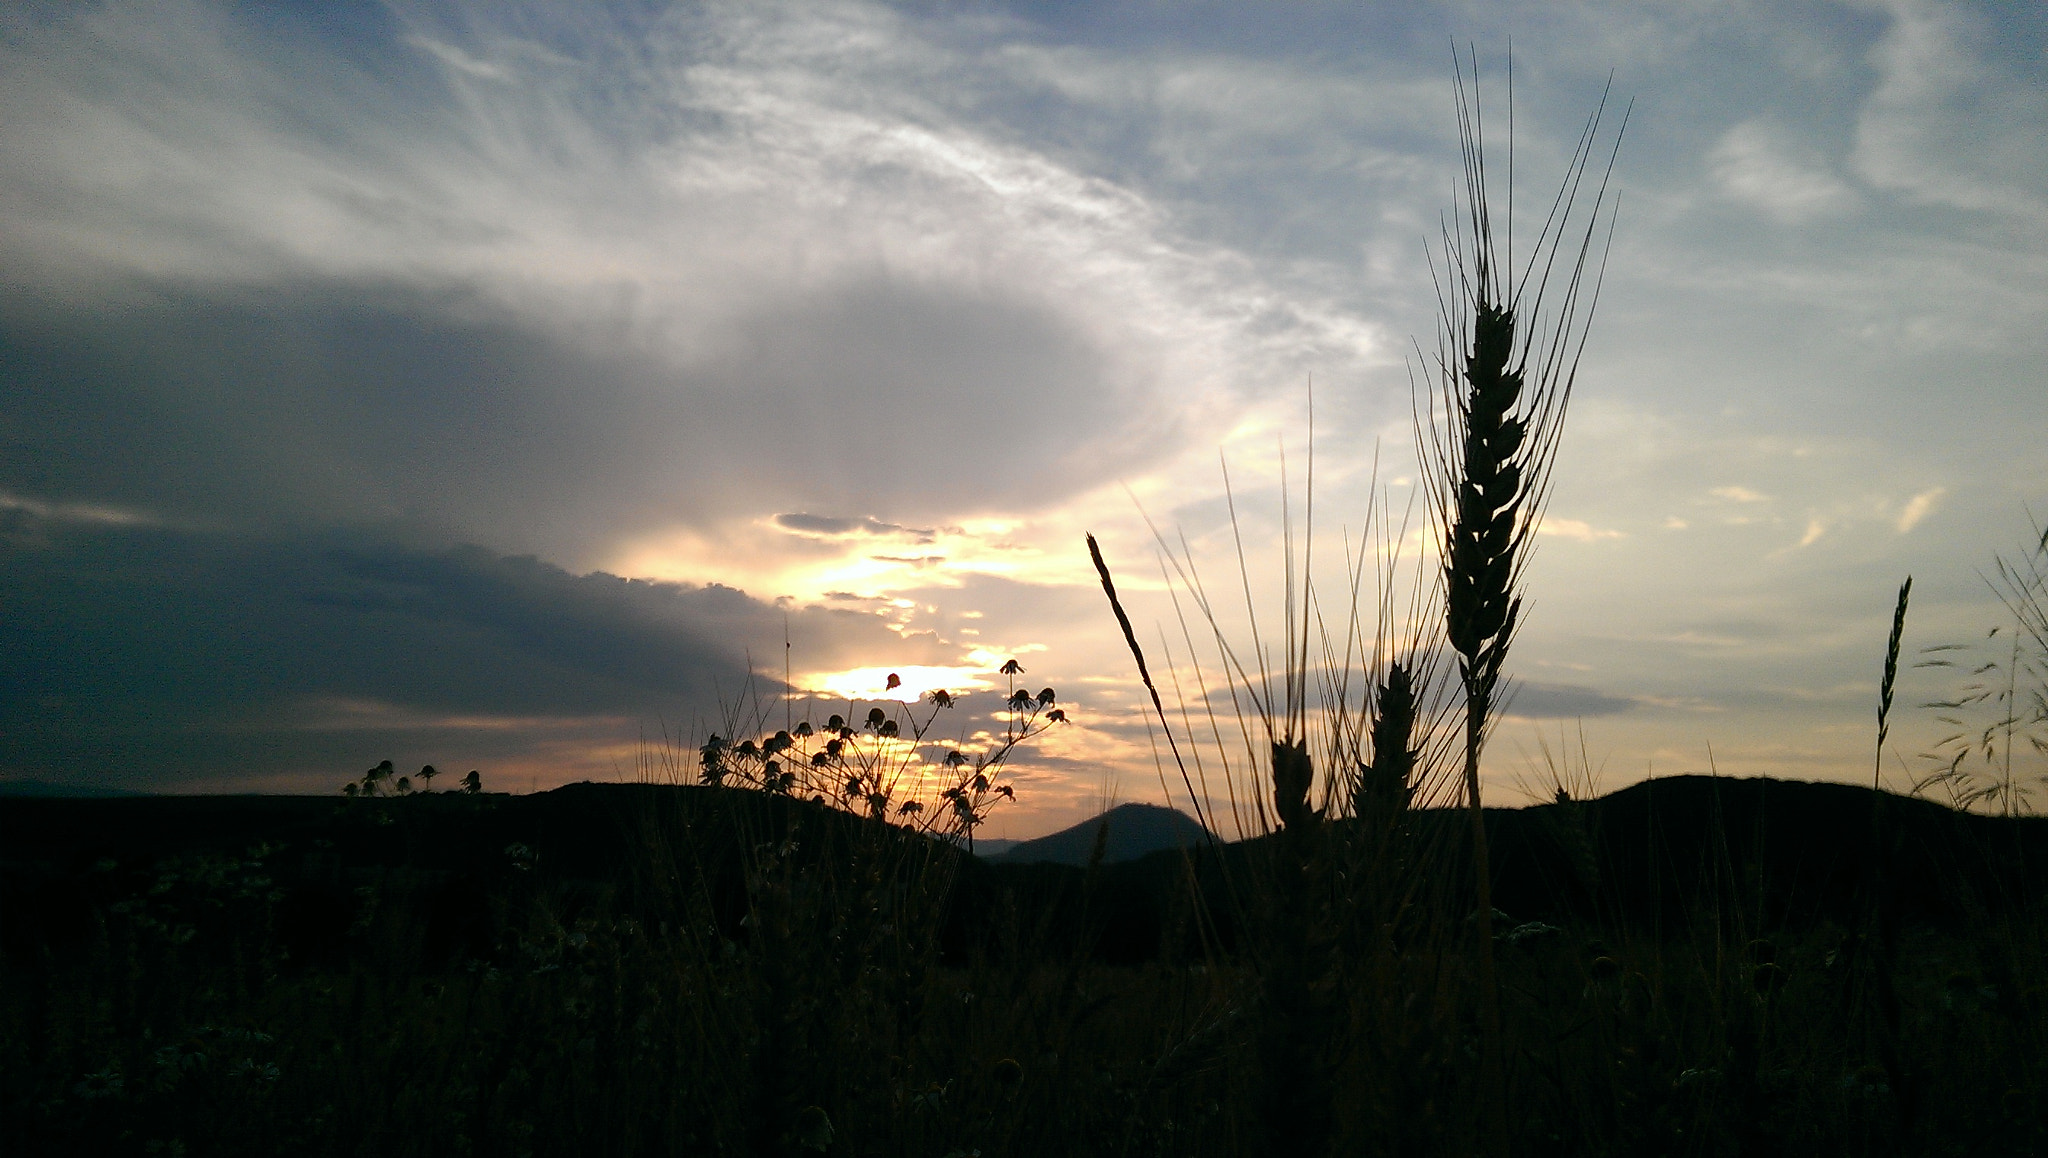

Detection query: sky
xmin=3 ymin=0 xmax=2045 ymax=838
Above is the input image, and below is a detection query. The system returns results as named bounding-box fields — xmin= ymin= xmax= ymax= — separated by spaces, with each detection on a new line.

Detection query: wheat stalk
xmin=1878 ymin=576 xmax=1912 ymax=788
xmin=1418 ymin=50 xmax=1625 ymax=1158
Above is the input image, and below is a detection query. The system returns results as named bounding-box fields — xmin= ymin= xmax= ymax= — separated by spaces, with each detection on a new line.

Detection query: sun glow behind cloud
xmin=802 ymin=665 xmax=995 ymax=702
xmin=607 ymin=513 xmax=1092 ymax=604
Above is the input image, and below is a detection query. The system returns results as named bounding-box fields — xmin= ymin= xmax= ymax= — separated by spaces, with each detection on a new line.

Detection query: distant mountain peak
xmin=987 ymin=801 xmax=1210 ymax=867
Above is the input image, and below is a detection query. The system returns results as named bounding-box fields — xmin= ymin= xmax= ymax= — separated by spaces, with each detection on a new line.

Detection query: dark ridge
xmin=0 ymin=778 xmax=149 ymax=798
xmin=964 ymin=775 xmax=2048 ymax=963
xmin=1486 ymin=773 xmax=2048 ymax=934
xmin=0 ymin=783 xmax=978 ymax=969
xmin=6 ymin=776 xmax=2048 ymax=971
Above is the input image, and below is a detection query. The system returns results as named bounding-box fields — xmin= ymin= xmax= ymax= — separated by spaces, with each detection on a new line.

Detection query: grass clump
xmin=1918 ymin=521 xmax=2048 ymax=815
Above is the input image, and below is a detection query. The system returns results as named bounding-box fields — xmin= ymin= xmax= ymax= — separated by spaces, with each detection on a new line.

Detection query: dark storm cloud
xmin=0 ymin=283 xmax=619 ymax=541
xmin=0 ymin=516 xmax=935 ymax=790
xmin=0 ymin=275 xmax=1133 ymax=569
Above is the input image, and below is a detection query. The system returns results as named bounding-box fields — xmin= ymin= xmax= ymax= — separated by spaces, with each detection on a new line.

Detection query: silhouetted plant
xmin=341 ymin=760 xmax=481 ymax=799
xmin=1918 ymin=521 xmax=2048 ymax=814
xmin=692 ymin=662 xmax=1064 ymax=845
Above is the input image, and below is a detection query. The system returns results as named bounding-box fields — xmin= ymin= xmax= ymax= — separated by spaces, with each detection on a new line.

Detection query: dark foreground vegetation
xmin=4 ymin=777 xmax=2046 ymax=1157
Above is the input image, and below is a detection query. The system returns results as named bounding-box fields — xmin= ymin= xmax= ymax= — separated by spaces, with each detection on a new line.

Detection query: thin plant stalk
xmin=1864 ymin=577 xmax=1916 ymax=1138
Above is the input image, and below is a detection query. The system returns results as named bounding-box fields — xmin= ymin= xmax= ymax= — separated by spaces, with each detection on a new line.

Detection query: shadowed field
xmin=5 ymin=777 xmax=2045 ymax=1156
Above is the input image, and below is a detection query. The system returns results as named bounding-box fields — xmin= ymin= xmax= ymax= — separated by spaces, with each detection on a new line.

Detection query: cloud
xmin=0 ymin=271 xmax=1138 ymax=568
xmin=1710 ymin=120 xmax=1856 ymax=222
xmin=1539 ymin=516 xmax=1625 ymax=543
xmin=0 ymin=0 xmax=2042 ymax=805
xmin=1895 ymin=486 xmax=1945 ymax=533
xmin=1710 ymin=486 xmax=1771 ymax=504
xmin=0 ymin=0 xmax=1350 ymax=568
xmin=1852 ymin=0 xmax=2048 ymax=223
xmin=0 ymin=490 xmax=162 ymax=531
xmin=775 ymin=513 xmax=934 ymax=539
xmin=1501 ymin=682 xmax=1635 ymax=720
xmin=0 ymin=516 xmax=964 ymax=789
xmin=405 ymin=35 xmax=513 ymax=82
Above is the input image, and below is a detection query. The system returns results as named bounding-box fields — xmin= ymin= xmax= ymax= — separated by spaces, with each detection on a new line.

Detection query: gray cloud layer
xmin=0 ymin=513 xmax=944 ymax=789
xmin=1503 ymin=682 xmax=1635 ymax=721
xmin=0 ymin=274 xmax=1124 ymax=561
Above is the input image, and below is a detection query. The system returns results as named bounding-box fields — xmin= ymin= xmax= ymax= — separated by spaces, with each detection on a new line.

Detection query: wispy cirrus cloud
xmin=1852 ymin=0 xmax=2048 ymax=224
xmin=1711 ymin=119 xmax=1856 ymax=222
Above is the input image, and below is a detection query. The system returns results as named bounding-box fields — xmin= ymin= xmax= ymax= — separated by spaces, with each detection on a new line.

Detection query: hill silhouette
xmin=7 ymin=776 xmax=2048 ymax=969
xmin=0 ymin=778 xmax=147 ymax=798
xmin=986 ymin=801 xmax=1210 ymax=866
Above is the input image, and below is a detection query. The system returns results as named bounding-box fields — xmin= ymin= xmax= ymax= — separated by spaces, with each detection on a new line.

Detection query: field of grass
xmin=4 ymin=773 xmax=2047 ymax=1157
